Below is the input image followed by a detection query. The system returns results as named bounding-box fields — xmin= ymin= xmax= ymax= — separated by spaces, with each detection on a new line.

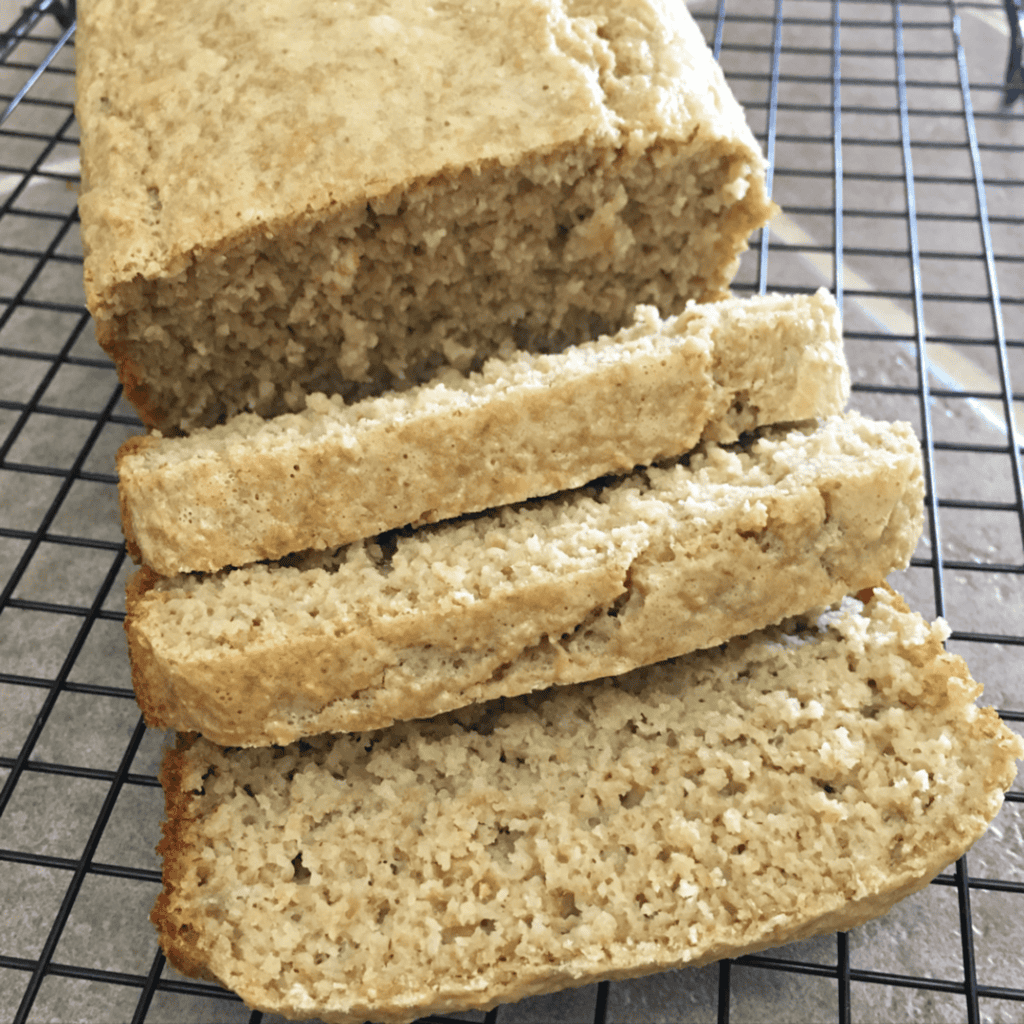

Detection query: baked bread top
xmin=152 ymin=585 xmax=1023 ymax=1023
xmin=77 ymin=0 xmax=763 ymax=301
xmin=76 ymin=0 xmax=775 ymax=433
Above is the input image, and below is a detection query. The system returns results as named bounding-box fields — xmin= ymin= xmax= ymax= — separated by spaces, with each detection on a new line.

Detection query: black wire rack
xmin=1 ymin=1 xmax=1022 ymax=1022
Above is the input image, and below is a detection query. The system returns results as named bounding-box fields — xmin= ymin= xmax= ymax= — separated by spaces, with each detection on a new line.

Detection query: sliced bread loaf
xmin=118 ymin=289 xmax=848 ymax=576
xmin=77 ymin=0 xmax=774 ymax=434
xmin=152 ymin=584 xmax=1023 ymax=1024
xmin=126 ymin=412 xmax=923 ymax=746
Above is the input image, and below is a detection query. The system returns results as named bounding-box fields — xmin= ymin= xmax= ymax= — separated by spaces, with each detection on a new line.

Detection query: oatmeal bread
xmin=152 ymin=585 xmax=1023 ymax=1024
xmin=76 ymin=0 xmax=775 ymax=435
xmin=126 ymin=412 xmax=923 ymax=746
xmin=118 ymin=289 xmax=848 ymax=576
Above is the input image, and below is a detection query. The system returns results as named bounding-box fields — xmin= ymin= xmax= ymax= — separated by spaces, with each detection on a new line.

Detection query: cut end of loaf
xmin=77 ymin=0 xmax=774 ymax=435
xmin=96 ymin=137 xmax=773 ymax=435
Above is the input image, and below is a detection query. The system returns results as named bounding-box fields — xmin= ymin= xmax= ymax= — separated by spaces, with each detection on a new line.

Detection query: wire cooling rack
xmin=1 ymin=1 xmax=1022 ymax=1022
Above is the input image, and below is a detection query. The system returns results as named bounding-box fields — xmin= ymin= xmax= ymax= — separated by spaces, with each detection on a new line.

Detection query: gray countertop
xmin=1 ymin=1 xmax=1022 ymax=1022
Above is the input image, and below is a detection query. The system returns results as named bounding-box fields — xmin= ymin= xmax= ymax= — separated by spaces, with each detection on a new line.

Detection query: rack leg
xmin=1005 ymin=0 xmax=1024 ymax=105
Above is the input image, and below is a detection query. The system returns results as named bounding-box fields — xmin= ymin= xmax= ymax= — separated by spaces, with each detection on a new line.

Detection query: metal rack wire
xmin=1 ymin=1 xmax=1021 ymax=1022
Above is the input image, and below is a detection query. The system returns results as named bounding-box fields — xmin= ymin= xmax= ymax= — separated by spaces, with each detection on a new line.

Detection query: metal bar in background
xmin=0 ymin=0 xmax=73 ymax=67
xmin=951 ymin=8 xmax=1024 ymax=553
xmin=831 ymin=0 xmax=844 ymax=308
xmin=757 ymin=0 xmax=786 ymax=293
xmin=0 ymin=19 xmax=74 ymax=128
xmin=892 ymin=3 xmax=948 ymax=618
xmin=1004 ymin=0 xmax=1023 ymax=104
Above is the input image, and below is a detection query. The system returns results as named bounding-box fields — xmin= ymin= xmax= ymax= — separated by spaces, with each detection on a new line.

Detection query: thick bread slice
xmin=76 ymin=0 xmax=774 ymax=434
xmin=118 ymin=289 xmax=849 ymax=576
xmin=152 ymin=585 xmax=1023 ymax=1024
xmin=126 ymin=412 xmax=923 ymax=746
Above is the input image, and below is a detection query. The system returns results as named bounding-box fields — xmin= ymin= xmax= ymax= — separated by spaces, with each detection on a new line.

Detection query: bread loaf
xmin=76 ymin=0 xmax=774 ymax=434
xmin=126 ymin=412 xmax=924 ymax=746
xmin=152 ymin=584 xmax=1023 ymax=1024
xmin=118 ymin=289 xmax=848 ymax=576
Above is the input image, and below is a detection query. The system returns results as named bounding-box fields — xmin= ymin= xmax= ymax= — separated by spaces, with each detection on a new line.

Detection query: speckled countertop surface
xmin=1 ymin=1 xmax=1022 ymax=1022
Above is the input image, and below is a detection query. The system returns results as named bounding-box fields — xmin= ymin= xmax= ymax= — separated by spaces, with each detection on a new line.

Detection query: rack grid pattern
xmin=1 ymin=1 xmax=1022 ymax=1022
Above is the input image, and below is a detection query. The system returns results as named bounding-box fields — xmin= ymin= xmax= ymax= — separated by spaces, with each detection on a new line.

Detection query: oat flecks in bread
xmin=117 ymin=288 xmax=849 ymax=576
xmin=152 ymin=585 xmax=1024 ymax=1024
xmin=76 ymin=0 xmax=775 ymax=435
xmin=125 ymin=412 xmax=924 ymax=746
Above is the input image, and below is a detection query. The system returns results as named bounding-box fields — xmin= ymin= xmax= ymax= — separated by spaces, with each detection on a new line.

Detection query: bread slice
xmin=76 ymin=0 xmax=775 ymax=434
xmin=117 ymin=289 xmax=849 ymax=577
xmin=126 ymin=412 xmax=923 ymax=746
xmin=152 ymin=585 xmax=1023 ymax=1024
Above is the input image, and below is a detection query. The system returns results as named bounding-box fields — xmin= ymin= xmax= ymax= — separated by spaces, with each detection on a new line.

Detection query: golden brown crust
xmin=123 ymin=565 xmax=172 ymax=729
xmin=115 ymin=433 xmax=160 ymax=562
xmin=96 ymin=320 xmax=160 ymax=430
xmin=150 ymin=734 xmax=216 ymax=982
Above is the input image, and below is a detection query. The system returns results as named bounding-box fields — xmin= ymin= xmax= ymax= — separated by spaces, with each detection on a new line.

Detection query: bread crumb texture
xmin=117 ymin=289 xmax=848 ymax=575
xmin=152 ymin=586 xmax=1023 ymax=1024
xmin=126 ymin=412 xmax=924 ymax=745
xmin=76 ymin=0 xmax=774 ymax=434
